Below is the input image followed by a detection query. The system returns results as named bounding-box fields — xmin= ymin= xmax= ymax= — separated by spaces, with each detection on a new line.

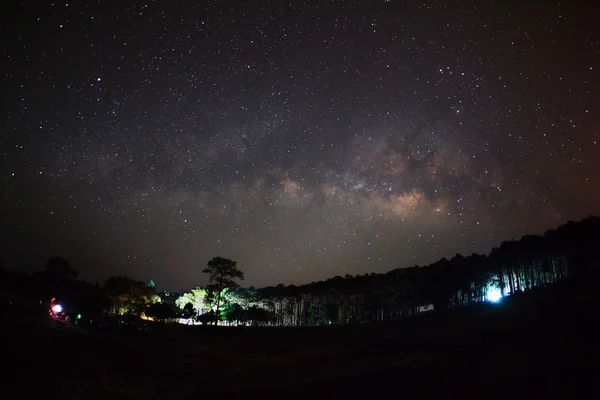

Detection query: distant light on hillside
xmin=486 ymin=287 xmax=503 ymax=303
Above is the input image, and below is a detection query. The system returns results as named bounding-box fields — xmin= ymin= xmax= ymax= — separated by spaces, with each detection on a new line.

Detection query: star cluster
xmin=1 ymin=0 xmax=599 ymax=289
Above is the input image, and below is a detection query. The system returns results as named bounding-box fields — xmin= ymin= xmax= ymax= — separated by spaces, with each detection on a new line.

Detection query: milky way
xmin=2 ymin=0 xmax=599 ymax=290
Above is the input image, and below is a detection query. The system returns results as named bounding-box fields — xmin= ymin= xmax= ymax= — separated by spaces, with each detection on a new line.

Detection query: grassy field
xmin=7 ymin=272 xmax=600 ymax=399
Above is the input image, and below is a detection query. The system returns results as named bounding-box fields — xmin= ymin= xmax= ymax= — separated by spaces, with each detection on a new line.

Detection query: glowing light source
xmin=52 ymin=304 xmax=63 ymax=313
xmin=486 ymin=287 xmax=502 ymax=303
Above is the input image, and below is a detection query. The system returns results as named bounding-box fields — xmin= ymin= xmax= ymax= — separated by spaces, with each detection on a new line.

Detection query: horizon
xmin=5 ymin=215 xmax=595 ymax=293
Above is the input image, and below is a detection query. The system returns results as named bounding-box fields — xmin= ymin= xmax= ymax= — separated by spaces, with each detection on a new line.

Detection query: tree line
xmin=2 ymin=216 xmax=599 ymax=326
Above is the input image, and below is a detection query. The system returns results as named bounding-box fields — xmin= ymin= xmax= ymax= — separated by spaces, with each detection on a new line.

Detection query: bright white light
xmin=486 ymin=287 xmax=502 ymax=303
xmin=52 ymin=304 xmax=63 ymax=313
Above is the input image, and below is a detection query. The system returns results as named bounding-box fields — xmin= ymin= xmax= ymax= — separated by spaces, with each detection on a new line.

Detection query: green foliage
xmin=103 ymin=276 xmax=159 ymax=315
xmin=202 ymin=257 xmax=244 ymax=324
xmin=19 ymin=216 xmax=600 ymax=327
xmin=175 ymin=287 xmax=206 ymax=313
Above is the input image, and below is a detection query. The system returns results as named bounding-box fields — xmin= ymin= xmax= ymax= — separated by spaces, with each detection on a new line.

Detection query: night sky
xmin=1 ymin=0 xmax=599 ymax=290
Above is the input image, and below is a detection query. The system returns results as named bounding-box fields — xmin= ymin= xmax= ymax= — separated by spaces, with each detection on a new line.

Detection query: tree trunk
xmin=214 ymin=281 xmax=223 ymax=325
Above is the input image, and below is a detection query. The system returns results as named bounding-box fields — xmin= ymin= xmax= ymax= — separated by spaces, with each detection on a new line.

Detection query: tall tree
xmin=46 ymin=256 xmax=78 ymax=280
xmin=202 ymin=257 xmax=244 ymax=325
xmin=33 ymin=257 xmax=79 ymax=301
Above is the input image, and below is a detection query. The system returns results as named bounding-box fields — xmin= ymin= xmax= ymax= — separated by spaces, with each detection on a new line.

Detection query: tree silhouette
xmin=181 ymin=303 xmax=195 ymax=321
xmin=236 ymin=217 xmax=600 ymax=326
xmin=202 ymin=257 xmax=244 ymax=325
xmin=145 ymin=302 xmax=176 ymax=322
xmin=10 ymin=216 xmax=600 ymax=327
xmin=222 ymin=302 xmax=245 ymax=325
xmin=32 ymin=257 xmax=79 ymax=302
xmin=45 ymin=256 xmax=78 ymax=280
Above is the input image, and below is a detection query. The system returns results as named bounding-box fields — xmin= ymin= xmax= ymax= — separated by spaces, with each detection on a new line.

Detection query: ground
xmin=6 ymin=272 xmax=600 ymax=399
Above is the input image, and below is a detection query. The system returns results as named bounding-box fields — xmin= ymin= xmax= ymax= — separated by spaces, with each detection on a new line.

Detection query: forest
xmin=2 ymin=216 xmax=599 ymax=327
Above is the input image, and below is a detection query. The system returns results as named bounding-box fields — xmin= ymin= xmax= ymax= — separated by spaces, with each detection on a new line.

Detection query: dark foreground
xmin=7 ymin=273 xmax=600 ymax=399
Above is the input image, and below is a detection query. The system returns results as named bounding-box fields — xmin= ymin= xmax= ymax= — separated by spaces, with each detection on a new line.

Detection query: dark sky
xmin=1 ymin=0 xmax=599 ymax=291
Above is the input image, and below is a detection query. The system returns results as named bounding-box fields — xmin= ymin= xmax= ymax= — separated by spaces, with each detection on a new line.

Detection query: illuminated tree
xmin=103 ymin=276 xmax=159 ymax=315
xmin=175 ymin=287 xmax=206 ymax=315
xmin=138 ymin=217 xmax=600 ymax=326
xmin=202 ymin=257 xmax=244 ymax=325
